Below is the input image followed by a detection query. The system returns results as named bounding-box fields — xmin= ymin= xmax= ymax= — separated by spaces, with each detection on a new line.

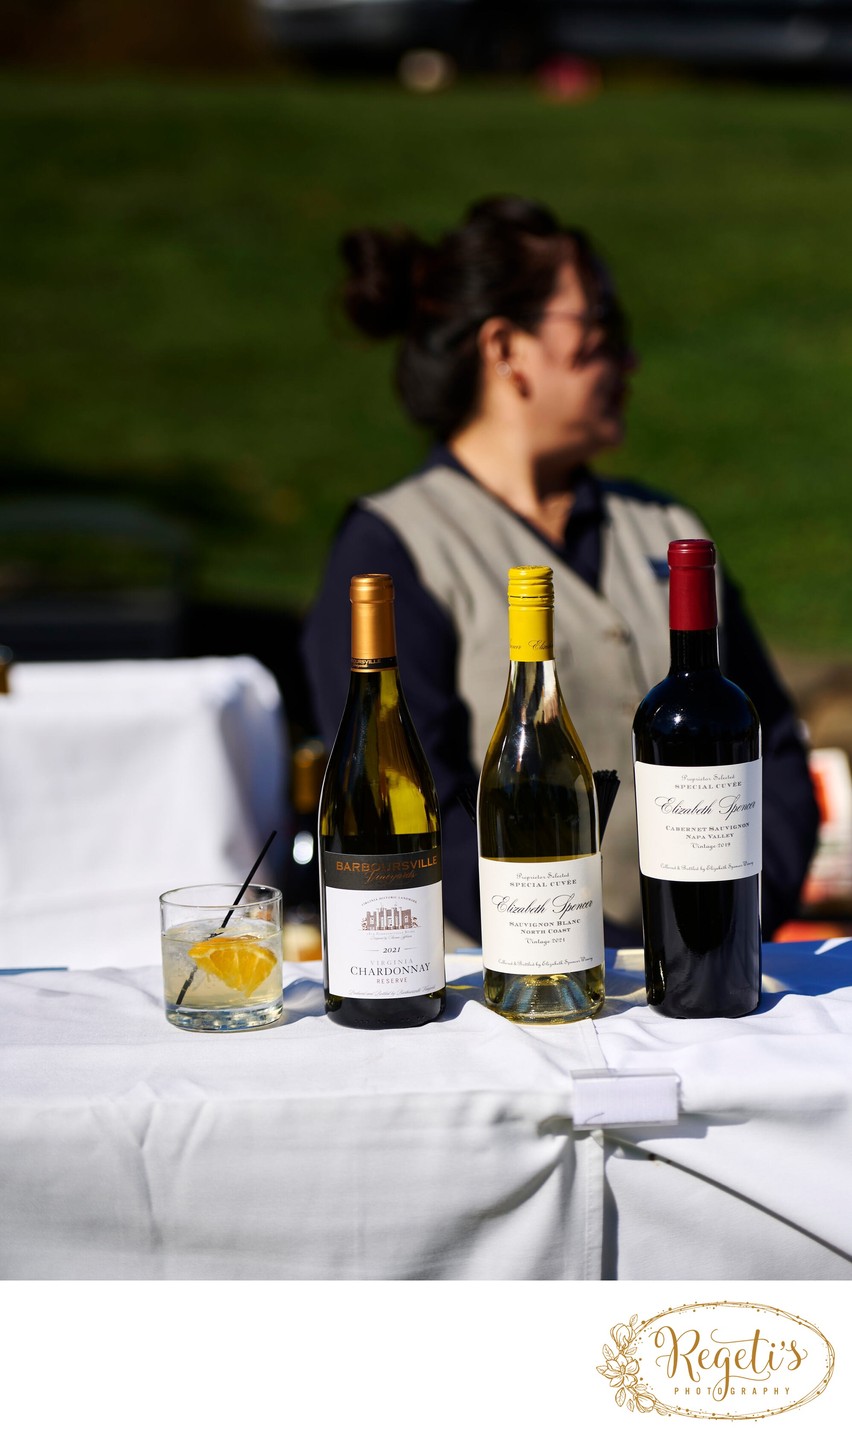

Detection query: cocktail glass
xmin=160 ymin=883 xmax=284 ymax=1031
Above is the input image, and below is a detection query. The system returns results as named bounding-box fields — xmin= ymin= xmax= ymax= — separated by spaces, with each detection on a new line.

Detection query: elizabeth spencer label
xmin=478 ymin=854 xmax=604 ymax=975
xmin=634 ymin=758 xmax=762 ymax=881
xmin=323 ymin=849 xmax=445 ymax=999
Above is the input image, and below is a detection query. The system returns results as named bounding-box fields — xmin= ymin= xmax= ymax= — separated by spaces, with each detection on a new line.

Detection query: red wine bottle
xmin=632 ymin=539 xmax=762 ymax=1018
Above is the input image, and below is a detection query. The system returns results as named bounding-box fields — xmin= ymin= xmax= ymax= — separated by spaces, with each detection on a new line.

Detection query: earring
xmin=495 ymin=360 xmax=513 ymax=378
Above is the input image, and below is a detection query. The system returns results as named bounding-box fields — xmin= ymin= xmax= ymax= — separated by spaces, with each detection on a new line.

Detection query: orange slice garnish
xmin=188 ymin=933 xmax=277 ymax=997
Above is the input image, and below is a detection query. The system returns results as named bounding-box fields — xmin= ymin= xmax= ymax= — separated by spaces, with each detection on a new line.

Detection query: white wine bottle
xmin=319 ymin=573 xmax=446 ymax=1028
xmin=477 ymin=566 xmax=605 ymax=1023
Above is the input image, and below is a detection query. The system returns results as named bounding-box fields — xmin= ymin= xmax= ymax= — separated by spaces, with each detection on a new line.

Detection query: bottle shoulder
xmin=320 ymin=682 xmax=440 ymax=837
xmin=327 ymin=674 xmax=433 ymax=759
xmin=633 ymin=669 xmax=760 ymax=750
xmin=483 ymin=711 xmax=592 ymax=785
xmin=635 ymin=669 xmax=757 ymax=721
xmin=484 ymin=680 xmax=593 ymax=774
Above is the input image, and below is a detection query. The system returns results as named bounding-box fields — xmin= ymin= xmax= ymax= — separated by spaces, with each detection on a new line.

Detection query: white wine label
xmin=478 ymin=854 xmax=604 ymax=975
xmin=634 ymin=758 xmax=762 ymax=881
xmin=323 ymin=850 xmax=445 ymax=999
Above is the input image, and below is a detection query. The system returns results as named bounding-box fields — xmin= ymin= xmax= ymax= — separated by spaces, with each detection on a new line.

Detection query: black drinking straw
xmin=175 ymin=829 xmax=278 ymax=1008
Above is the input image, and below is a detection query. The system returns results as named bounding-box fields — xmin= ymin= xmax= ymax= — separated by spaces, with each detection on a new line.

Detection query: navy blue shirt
xmin=303 ymin=451 xmax=818 ymax=946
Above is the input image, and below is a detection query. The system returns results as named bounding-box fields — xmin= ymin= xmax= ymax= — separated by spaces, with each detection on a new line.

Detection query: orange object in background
xmin=774 ymin=747 xmax=852 ymax=941
xmin=283 ymin=923 xmax=322 ymax=964
xmin=773 ymin=919 xmax=850 ymax=943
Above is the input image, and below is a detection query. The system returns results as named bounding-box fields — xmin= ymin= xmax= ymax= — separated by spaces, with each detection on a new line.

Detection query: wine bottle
xmin=282 ymin=738 xmax=325 ymax=963
xmin=477 ymin=566 xmax=605 ymax=1023
xmin=319 ymin=573 xmax=446 ymax=1028
xmin=632 ymin=538 xmax=762 ymax=1018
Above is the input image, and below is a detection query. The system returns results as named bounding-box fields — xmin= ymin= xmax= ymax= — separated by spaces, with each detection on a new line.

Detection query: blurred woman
xmin=303 ymin=196 xmax=817 ymax=948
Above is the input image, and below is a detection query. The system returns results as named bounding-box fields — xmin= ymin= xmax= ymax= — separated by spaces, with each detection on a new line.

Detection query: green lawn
xmin=3 ymin=73 xmax=852 ymax=655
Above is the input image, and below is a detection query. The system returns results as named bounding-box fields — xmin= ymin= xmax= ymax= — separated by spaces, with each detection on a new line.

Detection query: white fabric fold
xmin=0 ymin=959 xmax=605 ymax=1279
xmin=1 ymin=943 xmax=850 ymax=1279
xmin=0 ymin=658 xmax=285 ymax=969
xmin=593 ymin=940 xmax=852 ymax=1262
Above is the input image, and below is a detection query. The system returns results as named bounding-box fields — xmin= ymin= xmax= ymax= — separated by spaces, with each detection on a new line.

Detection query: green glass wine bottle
xmin=319 ymin=573 xmax=446 ymax=1028
xmin=477 ymin=566 xmax=605 ymax=1023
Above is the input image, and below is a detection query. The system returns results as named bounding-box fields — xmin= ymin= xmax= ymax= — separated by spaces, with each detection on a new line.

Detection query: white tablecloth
xmin=592 ymin=939 xmax=852 ymax=1278
xmin=1 ymin=942 xmax=850 ymax=1280
xmin=0 ymin=658 xmax=285 ymax=969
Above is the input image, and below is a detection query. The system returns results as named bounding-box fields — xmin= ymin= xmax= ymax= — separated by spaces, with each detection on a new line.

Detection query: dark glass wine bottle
xmin=319 ymin=573 xmax=446 ymax=1028
xmin=282 ymin=738 xmax=325 ymax=963
xmin=632 ymin=539 xmax=762 ymax=1018
xmin=477 ymin=566 xmax=605 ymax=1023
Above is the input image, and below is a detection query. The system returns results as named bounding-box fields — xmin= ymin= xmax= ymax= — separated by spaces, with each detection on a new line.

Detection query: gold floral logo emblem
xmin=597 ymin=1302 xmax=834 ymax=1420
xmin=598 ymin=1315 xmax=669 ymax=1415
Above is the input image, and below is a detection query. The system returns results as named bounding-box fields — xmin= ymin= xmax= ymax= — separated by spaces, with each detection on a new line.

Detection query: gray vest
xmin=364 ymin=466 xmax=720 ymax=930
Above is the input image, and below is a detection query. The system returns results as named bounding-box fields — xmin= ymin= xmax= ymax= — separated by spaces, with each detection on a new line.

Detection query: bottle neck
xmin=668 ymin=559 xmax=720 ymax=673
xmin=507 ymin=598 xmax=553 ymax=664
xmin=345 ymin=659 xmax=406 ymax=729
xmin=347 ymin=665 xmax=401 ymax=702
xmin=351 ymin=596 xmax=397 ymax=674
xmin=670 ymin=628 xmax=720 ymax=673
xmin=505 ymin=598 xmax=561 ymax=718
xmin=507 ymin=658 xmax=561 ymax=722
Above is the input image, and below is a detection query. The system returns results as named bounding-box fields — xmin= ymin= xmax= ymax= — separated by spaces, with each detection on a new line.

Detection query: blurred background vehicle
xmin=256 ymin=0 xmax=477 ymax=69
xmin=255 ymin=0 xmax=852 ymax=76
xmin=546 ymin=1 xmax=852 ymax=74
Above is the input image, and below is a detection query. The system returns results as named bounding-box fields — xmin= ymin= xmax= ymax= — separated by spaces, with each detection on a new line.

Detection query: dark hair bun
xmin=340 ymin=226 xmax=423 ymax=339
xmin=339 ymin=196 xmax=599 ymax=439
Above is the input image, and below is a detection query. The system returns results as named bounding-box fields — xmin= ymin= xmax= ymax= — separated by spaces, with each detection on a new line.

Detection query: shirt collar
xmin=423 ymin=443 xmax=606 ymax=540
